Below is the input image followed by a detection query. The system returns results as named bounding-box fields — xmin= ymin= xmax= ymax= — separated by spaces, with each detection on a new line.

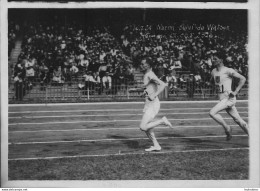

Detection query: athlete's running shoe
xmin=225 ymin=129 xmax=232 ymax=141
xmin=145 ymin=146 xmax=162 ymax=152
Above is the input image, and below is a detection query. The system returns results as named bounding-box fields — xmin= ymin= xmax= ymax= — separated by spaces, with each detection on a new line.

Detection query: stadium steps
xmin=9 ymin=40 xmax=22 ymax=67
xmin=8 ymin=40 xmax=23 ymax=92
xmin=9 ymin=40 xmax=22 ymax=82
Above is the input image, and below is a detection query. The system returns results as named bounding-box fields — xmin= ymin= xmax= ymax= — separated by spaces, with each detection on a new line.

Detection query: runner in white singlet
xmin=139 ymin=58 xmax=173 ymax=152
xmin=209 ymin=53 xmax=249 ymax=140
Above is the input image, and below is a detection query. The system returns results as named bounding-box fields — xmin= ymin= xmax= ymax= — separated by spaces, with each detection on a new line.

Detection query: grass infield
xmin=9 ymin=149 xmax=249 ymax=180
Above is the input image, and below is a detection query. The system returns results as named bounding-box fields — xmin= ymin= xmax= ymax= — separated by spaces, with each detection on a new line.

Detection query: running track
xmin=8 ymin=100 xmax=249 ymax=161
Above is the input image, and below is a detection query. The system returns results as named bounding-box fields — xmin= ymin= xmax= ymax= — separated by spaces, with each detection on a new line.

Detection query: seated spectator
xmin=194 ymin=71 xmax=203 ymax=94
xmin=70 ymin=63 xmax=79 ymax=80
xmin=78 ymin=57 xmax=89 ymax=72
xmin=52 ymin=66 xmax=63 ymax=85
xmin=24 ymin=78 xmax=33 ymax=91
xmin=194 ymin=72 xmax=202 ymax=85
xmin=114 ymin=65 xmax=127 ymax=86
xmin=62 ymin=67 xmax=72 ymax=85
xmin=173 ymin=58 xmax=182 ymax=70
xmin=201 ymin=68 xmax=212 ymax=88
xmin=169 ymin=57 xmax=182 ymax=73
xmin=99 ymin=50 xmax=106 ymax=62
xmin=102 ymin=72 xmax=112 ymax=94
xmin=110 ymin=48 xmax=118 ymax=56
xmin=78 ymin=79 xmax=85 ymax=91
xmin=192 ymin=57 xmax=201 ymax=73
xmin=178 ymin=75 xmax=187 ymax=89
xmin=39 ymin=62 xmax=49 ymax=73
xmin=125 ymin=64 xmax=135 ymax=83
xmin=165 ymin=72 xmax=178 ymax=89
xmin=98 ymin=62 xmax=108 ymax=79
xmin=156 ymin=64 xmax=165 ymax=79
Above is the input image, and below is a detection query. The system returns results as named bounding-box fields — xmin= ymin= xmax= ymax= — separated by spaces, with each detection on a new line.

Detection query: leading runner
xmin=139 ymin=57 xmax=173 ymax=152
xmin=209 ymin=52 xmax=249 ymax=140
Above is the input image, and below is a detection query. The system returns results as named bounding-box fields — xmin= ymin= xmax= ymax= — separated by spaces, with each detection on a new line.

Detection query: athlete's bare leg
xmin=226 ymin=106 xmax=249 ymax=135
xmin=140 ymin=117 xmax=165 ymax=132
xmin=209 ymin=100 xmax=232 ymax=140
xmin=140 ymin=114 xmax=172 ymax=131
xmin=145 ymin=129 xmax=160 ymax=148
xmin=139 ymin=111 xmax=166 ymax=151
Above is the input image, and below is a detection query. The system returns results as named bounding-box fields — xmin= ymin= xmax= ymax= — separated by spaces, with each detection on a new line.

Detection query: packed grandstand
xmin=8 ymin=9 xmax=248 ymax=102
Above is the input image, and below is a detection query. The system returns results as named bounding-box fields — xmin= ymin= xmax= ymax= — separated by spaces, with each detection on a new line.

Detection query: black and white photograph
xmin=1 ymin=0 xmax=259 ymax=189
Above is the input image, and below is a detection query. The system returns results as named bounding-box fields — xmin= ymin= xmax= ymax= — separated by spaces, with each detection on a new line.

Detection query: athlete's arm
xmin=150 ymin=75 xmax=166 ymax=99
xmin=230 ymin=71 xmax=246 ymax=97
xmin=142 ymin=79 xmax=150 ymax=88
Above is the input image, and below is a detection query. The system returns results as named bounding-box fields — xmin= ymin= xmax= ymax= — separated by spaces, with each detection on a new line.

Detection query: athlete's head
xmin=212 ymin=52 xmax=225 ymax=67
xmin=140 ymin=57 xmax=152 ymax=72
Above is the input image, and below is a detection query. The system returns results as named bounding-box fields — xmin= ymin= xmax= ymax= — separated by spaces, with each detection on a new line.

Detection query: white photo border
xmin=1 ymin=0 xmax=259 ymax=188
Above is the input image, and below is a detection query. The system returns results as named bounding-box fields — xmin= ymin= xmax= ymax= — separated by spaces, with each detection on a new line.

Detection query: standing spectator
xmin=83 ymin=71 xmax=96 ymax=95
xmin=26 ymin=65 xmax=35 ymax=85
xmin=186 ymin=74 xmax=196 ymax=98
xmin=39 ymin=70 xmax=50 ymax=91
xmin=14 ymin=73 xmax=25 ymax=101
xmin=93 ymin=71 xmax=101 ymax=94
xmin=114 ymin=65 xmax=126 ymax=91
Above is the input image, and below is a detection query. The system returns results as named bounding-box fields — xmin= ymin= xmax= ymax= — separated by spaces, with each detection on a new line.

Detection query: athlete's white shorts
xmin=220 ymin=96 xmax=236 ymax=108
xmin=217 ymin=92 xmax=236 ymax=109
xmin=211 ymin=93 xmax=247 ymax=128
xmin=143 ymin=97 xmax=160 ymax=120
xmin=211 ymin=93 xmax=237 ymax=115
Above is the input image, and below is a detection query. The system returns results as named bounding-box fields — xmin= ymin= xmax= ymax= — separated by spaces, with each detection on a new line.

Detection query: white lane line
xmin=8 ymin=111 xmax=248 ymax=119
xmin=8 ymin=116 xmax=249 ymax=126
xmin=8 ymin=107 xmax=248 ymax=114
xmin=8 ymin=99 xmax=248 ymax=107
xmin=9 ymin=124 xmax=241 ymax=133
xmin=8 ymin=147 xmax=249 ymax=161
xmin=8 ymin=134 xmax=248 ymax=145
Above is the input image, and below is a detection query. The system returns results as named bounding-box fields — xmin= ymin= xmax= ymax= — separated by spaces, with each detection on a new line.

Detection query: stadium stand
xmin=8 ymin=9 xmax=248 ymax=103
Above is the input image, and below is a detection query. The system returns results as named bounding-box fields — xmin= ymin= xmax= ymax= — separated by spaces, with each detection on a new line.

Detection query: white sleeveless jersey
xmin=143 ymin=70 xmax=159 ymax=101
xmin=211 ymin=66 xmax=236 ymax=100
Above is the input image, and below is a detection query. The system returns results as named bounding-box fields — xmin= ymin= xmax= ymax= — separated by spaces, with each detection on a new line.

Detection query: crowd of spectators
xmin=121 ymin=23 xmax=248 ymax=85
xmin=11 ymin=22 xmax=135 ymax=98
xmin=10 ymin=20 xmax=248 ymax=99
